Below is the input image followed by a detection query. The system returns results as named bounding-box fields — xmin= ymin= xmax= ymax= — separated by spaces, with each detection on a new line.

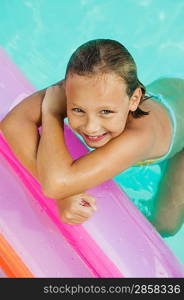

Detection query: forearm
xmin=36 ymin=112 xmax=73 ymax=195
xmin=1 ymin=118 xmax=40 ymax=180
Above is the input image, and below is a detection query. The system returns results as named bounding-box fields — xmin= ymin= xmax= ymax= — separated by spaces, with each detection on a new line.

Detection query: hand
xmin=56 ymin=193 xmax=97 ymax=225
xmin=42 ymin=82 xmax=67 ymax=118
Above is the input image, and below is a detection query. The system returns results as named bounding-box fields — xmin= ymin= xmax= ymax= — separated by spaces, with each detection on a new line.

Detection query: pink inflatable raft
xmin=0 ymin=48 xmax=183 ymax=278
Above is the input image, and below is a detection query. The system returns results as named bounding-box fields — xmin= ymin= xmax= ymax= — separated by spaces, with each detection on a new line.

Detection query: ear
xmin=129 ymin=88 xmax=142 ymax=112
xmin=62 ymin=79 xmax=66 ymax=89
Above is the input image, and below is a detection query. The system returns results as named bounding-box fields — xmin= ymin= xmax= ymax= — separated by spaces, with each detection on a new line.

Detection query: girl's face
xmin=65 ymin=73 xmax=140 ymax=148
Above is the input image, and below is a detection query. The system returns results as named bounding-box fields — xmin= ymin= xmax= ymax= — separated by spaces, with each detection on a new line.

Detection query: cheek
xmin=109 ymin=117 xmax=126 ymax=134
xmin=68 ymin=117 xmax=75 ymax=129
xmin=67 ymin=113 xmax=81 ymax=130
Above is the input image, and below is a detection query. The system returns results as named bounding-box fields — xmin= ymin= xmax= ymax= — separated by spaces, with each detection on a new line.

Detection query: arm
xmin=0 ymin=80 xmax=65 ymax=180
xmin=0 ymin=81 xmax=97 ymax=225
xmin=37 ymin=111 xmax=155 ymax=199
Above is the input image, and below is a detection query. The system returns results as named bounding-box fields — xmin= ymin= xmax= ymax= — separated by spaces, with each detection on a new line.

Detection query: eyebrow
xmin=70 ymin=103 xmax=117 ymax=110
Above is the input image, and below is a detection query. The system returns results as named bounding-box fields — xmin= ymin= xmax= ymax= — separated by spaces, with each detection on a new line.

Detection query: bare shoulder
xmin=117 ymin=106 xmax=163 ymax=161
xmin=138 ymin=98 xmax=173 ymax=158
xmin=1 ymin=79 xmax=64 ymax=128
xmin=114 ymin=118 xmax=155 ymax=161
xmin=0 ymin=89 xmax=45 ymax=129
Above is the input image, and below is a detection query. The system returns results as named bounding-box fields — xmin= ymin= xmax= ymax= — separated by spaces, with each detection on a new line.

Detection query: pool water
xmin=0 ymin=0 xmax=184 ymax=265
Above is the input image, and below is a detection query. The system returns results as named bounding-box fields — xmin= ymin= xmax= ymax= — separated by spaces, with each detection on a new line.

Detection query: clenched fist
xmin=56 ymin=193 xmax=97 ymax=225
xmin=42 ymin=83 xmax=67 ymax=118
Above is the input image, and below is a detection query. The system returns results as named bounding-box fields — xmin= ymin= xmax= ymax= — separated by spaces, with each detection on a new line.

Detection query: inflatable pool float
xmin=0 ymin=48 xmax=183 ymax=278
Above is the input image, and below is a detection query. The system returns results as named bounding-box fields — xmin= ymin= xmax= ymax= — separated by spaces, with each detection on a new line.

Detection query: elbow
xmin=42 ymin=184 xmax=67 ymax=200
xmin=41 ymin=176 xmax=74 ymax=200
xmin=41 ymin=168 xmax=84 ymax=199
xmin=42 ymin=186 xmax=58 ymax=199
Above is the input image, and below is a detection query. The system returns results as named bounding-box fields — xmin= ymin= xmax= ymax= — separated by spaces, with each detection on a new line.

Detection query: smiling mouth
xmin=83 ymin=132 xmax=108 ymax=142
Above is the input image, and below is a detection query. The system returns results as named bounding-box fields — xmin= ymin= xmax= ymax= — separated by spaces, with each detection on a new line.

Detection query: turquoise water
xmin=1 ymin=0 xmax=184 ymax=265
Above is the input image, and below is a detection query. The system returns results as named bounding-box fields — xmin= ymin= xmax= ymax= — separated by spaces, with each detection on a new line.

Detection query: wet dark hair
xmin=65 ymin=39 xmax=150 ymax=118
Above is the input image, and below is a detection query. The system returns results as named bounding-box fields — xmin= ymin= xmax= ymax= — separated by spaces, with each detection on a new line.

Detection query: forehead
xmin=65 ymin=73 xmax=127 ymax=105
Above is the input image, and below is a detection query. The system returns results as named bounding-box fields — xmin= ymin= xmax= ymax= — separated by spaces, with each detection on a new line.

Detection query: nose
xmin=83 ymin=115 xmax=101 ymax=135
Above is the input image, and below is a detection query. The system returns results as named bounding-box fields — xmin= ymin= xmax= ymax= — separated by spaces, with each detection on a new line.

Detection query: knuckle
xmin=60 ymin=216 xmax=68 ymax=223
xmin=64 ymin=212 xmax=72 ymax=220
xmin=85 ymin=209 xmax=92 ymax=216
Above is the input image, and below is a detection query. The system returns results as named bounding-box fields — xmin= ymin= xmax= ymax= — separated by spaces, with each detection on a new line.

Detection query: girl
xmin=1 ymin=39 xmax=184 ymax=235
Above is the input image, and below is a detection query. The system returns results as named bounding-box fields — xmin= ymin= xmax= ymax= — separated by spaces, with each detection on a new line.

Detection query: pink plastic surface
xmin=0 ymin=47 xmax=184 ymax=277
xmin=0 ymin=267 xmax=7 ymax=278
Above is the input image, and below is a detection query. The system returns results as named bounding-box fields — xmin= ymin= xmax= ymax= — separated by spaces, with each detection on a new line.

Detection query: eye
xmin=72 ymin=108 xmax=84 ymax=113
xmin=101 ymin=109 xmax=114 ymax=115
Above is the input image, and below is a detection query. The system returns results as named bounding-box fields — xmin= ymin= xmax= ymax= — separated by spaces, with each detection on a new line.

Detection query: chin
xmin=86 ymin=139 xmax=110 ymax=149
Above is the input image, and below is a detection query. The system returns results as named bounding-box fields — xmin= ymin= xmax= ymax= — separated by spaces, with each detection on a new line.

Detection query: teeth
xmin=87 ymin=133 xmax=106 ymax=138
xmin=88 ymin=135 xmax=101 ymax=138
xmin=89 ymin=135 xmax=100 ymax=137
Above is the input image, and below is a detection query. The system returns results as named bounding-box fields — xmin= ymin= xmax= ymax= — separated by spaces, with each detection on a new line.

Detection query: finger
xmin=77 ymin=209 xmax=93 ymax=219
xmin=84 ymin=194 xmax=97 ymax=210
xmin=67 ymin=220 xmax=86 ymax=225
xmin=80 ymin=198 xmax=97 ymax=211
xmin=77 ymin=204 xmax=96 ymax=216
xmin=61 ymin=210 xmax=90 ymax=223
xmin=68 ymin=206 xmax=93 ymax=219
xmin=80 ymin=194 xmax=96 ymax=210
xmin=70 ymin=202 xmax=94 ymax=217
xmin=63 ymin=216 xmax=89 ymax=225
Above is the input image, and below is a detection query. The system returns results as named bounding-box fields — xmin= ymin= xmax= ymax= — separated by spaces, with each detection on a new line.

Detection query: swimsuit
xmin=134 ymin=77 xmax=184 ymax=167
